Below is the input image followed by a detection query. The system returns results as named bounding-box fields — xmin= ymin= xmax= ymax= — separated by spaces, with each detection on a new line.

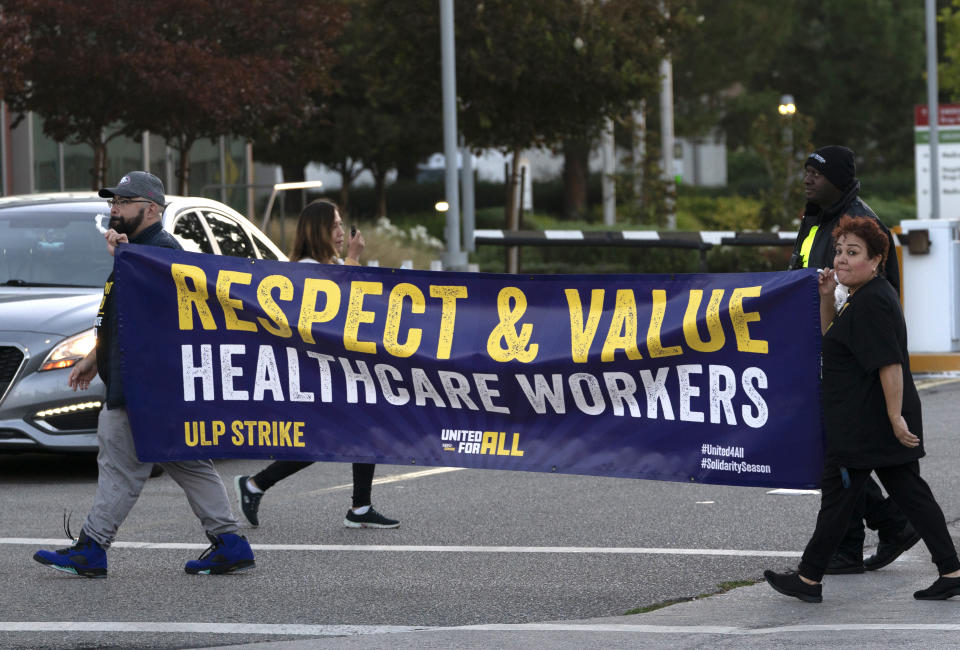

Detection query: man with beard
xmin=33 ymin=172 xmax=255 ymax=578
xmin=788 ymin=146 xmax=920 ymax=575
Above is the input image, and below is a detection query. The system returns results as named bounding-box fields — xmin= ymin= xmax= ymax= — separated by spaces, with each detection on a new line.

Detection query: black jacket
xmin=96 ymin=222 xmax=182 ymax=408
xmin=788 ymin=179 xmax=900 ymax=294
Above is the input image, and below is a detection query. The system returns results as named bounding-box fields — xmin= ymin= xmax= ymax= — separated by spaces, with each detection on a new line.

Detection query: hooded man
xmin=789 ymin=146 xmax=919 ymax=574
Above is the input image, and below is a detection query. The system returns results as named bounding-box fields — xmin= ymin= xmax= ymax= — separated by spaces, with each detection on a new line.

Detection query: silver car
xmin=0 ymin=192 xmax=286 ymax=453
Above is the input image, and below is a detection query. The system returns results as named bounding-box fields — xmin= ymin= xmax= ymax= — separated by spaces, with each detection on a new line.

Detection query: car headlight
xmin=40 ymin=328 xmax=96 ymax=371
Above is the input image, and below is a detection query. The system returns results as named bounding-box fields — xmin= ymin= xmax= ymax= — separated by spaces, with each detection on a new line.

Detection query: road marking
xmin=1 ymin=537 xmax=802 ymax=557
xmin=302 ymin=466 xmax=465 ymax=496
xmin=767 ymin=488 xmax=820 ymax=495
xmin=1 ymin=621 xmax=958 ymax=636
xmin=459 ymin=623 xmax=960 ymax=634
xmin=916 ymin=376 xmax=960 ymax=390
xmin=0 ymin=622 xmax=424 ymax=636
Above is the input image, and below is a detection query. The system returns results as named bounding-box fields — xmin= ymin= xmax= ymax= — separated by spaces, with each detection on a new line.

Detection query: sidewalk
xmin=211 ymin=522 xmax=960 ymax=649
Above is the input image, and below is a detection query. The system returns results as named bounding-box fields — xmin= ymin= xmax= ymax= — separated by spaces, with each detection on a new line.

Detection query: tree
xmin=672 ymin=0 xmax=794 ymax=147
xmin=674 ymin=0 xmax=926 ymax=171
xmin=253 ymin=1 xmax=681 ymax=224
xmin=750 ymin=111 xmax=815 ymax=228
xmin=0 ymin=1 xmax=151 ymax=187
xmin=254 ymin=0 xmax=441 ymax=218
xmin=252 ymin=101 xmax=330 ymax=216
xmin=348 ymin=0 xmax=441 ymax=217
xmin=0 ymin=4 xmax=31 ymax=100
xmin=455 ymin=0 xmax=679 ymax=223
xmin=135 ymin=0 xmax=345 ymax=194
xmin=770 ymin=0 xmax=924 ymax=167
xmin=0 ymin=0 xmax=344 ymax=192
xmin=939 ymin=0 xmax=960 ymax=101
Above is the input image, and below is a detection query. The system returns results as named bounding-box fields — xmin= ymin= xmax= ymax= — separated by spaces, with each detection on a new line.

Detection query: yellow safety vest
xmin=799 ymin=225 xmax=819 ymax=268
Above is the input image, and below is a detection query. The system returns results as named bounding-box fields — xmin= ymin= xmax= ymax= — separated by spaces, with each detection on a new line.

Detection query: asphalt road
xmin=2 ymin=378 xmax=959 ymax=649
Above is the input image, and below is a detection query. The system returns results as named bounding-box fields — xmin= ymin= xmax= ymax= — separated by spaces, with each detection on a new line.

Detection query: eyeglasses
xmin=108 ymin=198 xmax=151 ymax=208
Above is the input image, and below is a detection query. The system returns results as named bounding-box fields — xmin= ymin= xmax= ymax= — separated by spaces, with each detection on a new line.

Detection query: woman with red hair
xmin=765 ymin=215 xmax=960 ymax=602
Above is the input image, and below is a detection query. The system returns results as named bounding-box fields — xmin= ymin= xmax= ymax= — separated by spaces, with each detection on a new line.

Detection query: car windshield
xmin=0 ymin=202 xmax=114 ymax=287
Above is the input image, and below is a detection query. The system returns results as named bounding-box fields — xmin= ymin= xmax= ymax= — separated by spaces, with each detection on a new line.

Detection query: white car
xmin=0 ymin=192 xmax=286 ymax=454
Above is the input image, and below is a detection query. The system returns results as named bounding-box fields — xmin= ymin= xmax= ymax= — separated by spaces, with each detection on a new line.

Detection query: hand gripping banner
xmin=115 ymin=245 xmax=824 ymax=489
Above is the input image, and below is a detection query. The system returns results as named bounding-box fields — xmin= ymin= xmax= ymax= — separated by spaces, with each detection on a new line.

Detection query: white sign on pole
xmin=915 ymin=104 xmax=960 ymax=220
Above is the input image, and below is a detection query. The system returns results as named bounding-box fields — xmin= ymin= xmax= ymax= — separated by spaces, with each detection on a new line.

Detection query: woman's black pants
xmin=799 ymin=461 xmax=959 ymax=581
xmin=252 ymin=461 xmax=376 ymax=508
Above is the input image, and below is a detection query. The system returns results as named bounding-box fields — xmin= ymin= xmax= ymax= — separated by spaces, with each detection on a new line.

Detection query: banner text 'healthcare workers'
xmin=115 ymin=246 xmax=823 ymax=489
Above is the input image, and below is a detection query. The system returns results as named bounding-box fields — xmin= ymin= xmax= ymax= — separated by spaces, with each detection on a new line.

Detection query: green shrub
xmin=858 ymin=167 xmax=915 ymax=200
xmin=473 ymin=241 xmax=794 ymax=275
xmin=530 ymin=174 xmax=603 ymax=218
xmin=862 ymin=196 xmax=917 ymax=226
xmin=727 ymin=149 xmax=770 ymax=197
xmin=677 ymin=194 xmax=764 ymax=231
xmin=381 ymin=205 xmax=509 ymax=243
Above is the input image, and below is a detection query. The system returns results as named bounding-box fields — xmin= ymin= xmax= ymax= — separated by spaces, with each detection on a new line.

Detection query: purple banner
xmin=115 ymin=245 xmax=823 ymax=488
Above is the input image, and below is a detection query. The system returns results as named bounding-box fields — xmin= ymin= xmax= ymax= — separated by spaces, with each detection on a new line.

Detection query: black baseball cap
xmin=99 ymin=171 xmax=166 ymax=206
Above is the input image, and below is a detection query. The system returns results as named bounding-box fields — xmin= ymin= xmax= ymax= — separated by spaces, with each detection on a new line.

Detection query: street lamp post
xmin=777 ymin=94 xmax=796 ymax=117
xmin=926 ymin=0 xmax=940 ymax=219
xmin=777 ymin=94 xmax=796 ymax=152
xmin=439 ymin=0 xmax=468 ymax=270
xmin=777 ymin=95 xmax=797 ymax=225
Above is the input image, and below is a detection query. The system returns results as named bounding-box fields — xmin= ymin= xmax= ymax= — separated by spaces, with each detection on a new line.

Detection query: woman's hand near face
xmin=891 ymin=415 xmax=920 ymax=448
xmin=346 ymin=228 xmax=365 ymax=262
xmin=817 ymin=268 xmax=839 ymax=334
xmin=818 ymin=267 xmax=837 ymax=300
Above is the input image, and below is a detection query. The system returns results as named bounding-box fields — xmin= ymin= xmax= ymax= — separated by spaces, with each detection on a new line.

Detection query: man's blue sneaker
xmin=33 ymin=531 xmax=107 ymax=578
xmin=185 ymin=532 xmax=255 ymax=575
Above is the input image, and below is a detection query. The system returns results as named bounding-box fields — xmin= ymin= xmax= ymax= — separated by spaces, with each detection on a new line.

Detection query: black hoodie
xmin=787 ymin=179 xmax=900 ymax=294
xmin=96 ymin=221 xmax=182 ymax=408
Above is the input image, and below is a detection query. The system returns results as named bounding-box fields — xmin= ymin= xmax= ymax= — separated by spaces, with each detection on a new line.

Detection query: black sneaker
xmin=823 ymin=549 xmax=865 ymax=575
xmin=234 ymin=475 xmax=262 ymax=527
xmin=914 ymin=575 xmax=960 ymax=600
xmin=344 ymin=507 xmax=399 ymax=529
xmin=865 ymin=526 xmax=922 ymax=571
xmin=764 ymin=569 xmax=823 ymax=603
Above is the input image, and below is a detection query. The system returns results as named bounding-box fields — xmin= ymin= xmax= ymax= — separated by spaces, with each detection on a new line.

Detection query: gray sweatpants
xmin=82 ymin=407 xmax=239 ymax=548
